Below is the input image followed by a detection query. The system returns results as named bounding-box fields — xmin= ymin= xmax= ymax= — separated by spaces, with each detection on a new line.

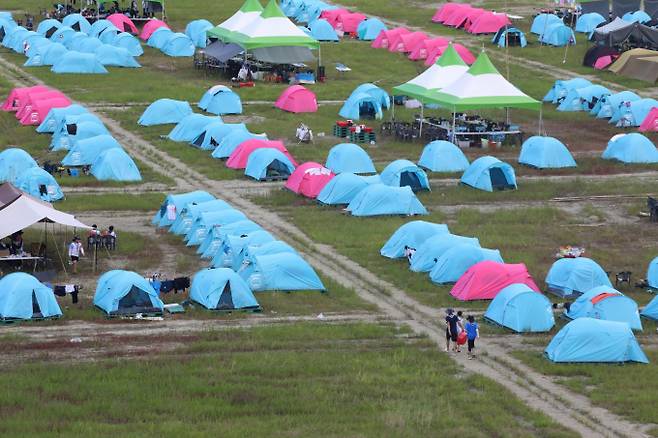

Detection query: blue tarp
xmin=153 ymin=191 xmax=215 ymax=227
xmin=317 ymin=172 xmax=369 ymax=205
xmin=566 ymin=286 xmax=642 ymax=330
xmin=543 ymin=78 xmax=591 ymax=103
xmin=347 ymin=184 xmax=428 ymax=217
xmin=185 ymin=19 xmax=212 ymax=48
xmin=190 ymin=268 xmax=259 ymax=310
xmin=113 ymin=32 xmax=143 ymax=56
xmin=484 ymin=283 xmax=555 ymax=332
xmin=245 ymin=148 xmax=296 ymax=181
xmin=0 ymin=148 xmax=38 ymax=183
xmin=168 ymin=114 xmax=221 ymax=142
xmin=380 ymin=159 xmax=430 ymax=190
xmin=357 ymin=18 xmax=387 ymax=40
xmin=418 ymin=140 xmax=470 ymax=172
xmin=308 ymin=18 xmax=339 ymax=41
xmin=594 ymin=91 xmax=640 ymax=118
xmin=51 ymin=51 xmax=108 ymax=74
xmin=94 ymin=44 xmax=140 ymax=67
xmin=198 ymin=85 xmax=242 ymax=115
xmin=325 ymin=143 xmax=376 ymax=174
xmin=539 ymin=23 xmax=575 ymax=46
xmin=410 ymin=233 xmax=480 ymax=272
xmin=241 ymin=252 xmax=325 ymax=291
xmin=91 ymin=148 xmax=142 ymax=181
xmin=14 ymin=167 xmax=64 ymax=201
xmin=147 ymin=27 xmax=174 ymax=49
xmin=192 ymin=122 xmax=247 ymax=150
xmin=546 ymin=257 xmax=611 ymax=297
xmin=575 ymin=12 xmax=606 ymax=32
xmin=162 ymin=32 xmax=195 ymax=57
xmin=380 ymin=221 xmax=449 ymax=258
xmin=0 ymin=273 xmax=62 ymax=320
xmin=531 ymin=13 xmax=563 ymax=35
xmin=545 ymin=318 xmax=648 ymax=363
xmin=518 ymin=136 xmax=577 ymax=169
xmin=461 ymin=156 xmax=517 ymax=192
xmin=429 ymin=245 xmax=504 ymax=284
xmin=212 ymin=130 xmax=266 ymax=159
xmin=602 ymin=133 xmax=658 ymax=163
xmin=94 ymin=270 xmax=164 ymax=314
xmin=37 ymin=104 xmax=87 ymax=133
xmin=62 ymin=134 xmax=122 ymax=166
xmin=139 ymin=99 xmax=193 ymax=126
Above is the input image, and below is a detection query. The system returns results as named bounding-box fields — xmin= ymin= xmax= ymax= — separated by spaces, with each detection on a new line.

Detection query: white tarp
xmin=0 ymin=195 xmax=90 ymax=239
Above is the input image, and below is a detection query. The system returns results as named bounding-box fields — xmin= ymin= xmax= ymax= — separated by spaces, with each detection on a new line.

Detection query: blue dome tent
xmin=602 ymin=133 xmax=658 ymax=163
xmin=161 ymin=32 xmax=195 ymax=57
xmin=212 ymin=130 xmax=266 ymax=159
xmin=615 ymin=98 xmax=658 ymax=127
xmin=647 ymin=256 xmax=658 ymax=289
xmin=543 ymin=78 xmax=591 ymax=103
xmin=339 ymin=92 xmax=384 ymax=120
xmin=241 ymin=252 xmax=325 ymax=292
xmin=484 ymin=283 xmax=555 ymax=332
xmin=94 ymin=270 xmax=164 ymax=316
xmin=0 ymin=148 xmax=38 ymax=183
xmin=357 ymin=18 xmax=387 ymax=40
xmin=185 ymin=19 xmax=212 ymax=47
xmin=24 ymin=42 xmax=68 ymax=67
xmin=91 ymin=148 xmax=142 ymax=181
xmin=186 ymin=210 xmax=247 ymax=245
xmin=461 ymin=156 xmax=516 ymax=192
xmin=594 ymin=91 xmax=640 ymax=119
xmin=36 ymin=19 xmax=61 ymax=37
xmin=239 ymin=241 xmax=298 ymax=277
xmin=49 ymin=26 xmax=76 ymax=45
xmin=198 ymin=220 xmax=262 ymax=258
xmin=410 ymin=233 xmax=480 ymax=273
xmin=531 ymin=13 xmax=563 ymax=35
xmin=308 ymin=18 xmax=339 ymax=41
xmin=0 ymin=273 xmax=62 ymax=321
xmin=325 ymin=143 xmax=376 ymax=174
xmin=170 ymin=199 xmax=232 ymax=236
xmin=545 ymin=318 xmax=648 ymax=363
xmin=429 ymin=245 xmax=504 ymax=284
xmin=190 ymin=268 xmax=260 ymax=311
xmin=3 ymin=27 xmax=28 ymax=50
xmin=77 ymin=37 xmax=103 ymax=53
xmin=94 ymin=44 xmax=141 ymax=67
xmin=168 ymin=114 xmax=221 ymax=142
xmin=557 ymin=84 xmax=610 ymax=112
xmin=113 ymin=32 xmax=143 ymax=56
xmin=347 ymin=184 xmax=427 ymax=217
xmin=139 ymin=98 xmax=192 ymax=126
xmin=62 ymin=134 xmax=122 ymax=166
xmin=153 ymin=191 xmax=215 ymax=227
xmin=545 ymin=257 xmax=611 ymax=297
xmin=641 ymin=293 xmax=658 ymax=320
xmin=62 ymin=14 xmax=91 ymax=33
xmin=518 ymin=136 xmax=577 ymax=169
xmin=492 ymin=27 xmax=527 ymax=48
xmin=623 ymin=10 xmax=651 ymax=23
xmin=352 ymin=83 xmax=390 ymax=109
xmin=64 ymin=32 xmax=88 ymax=50
xmin=14 ymin=167 xmax=64 ymax=201
xmin=380 ymin=159 xmax=430 ymax=191
xmin=198 ymin=85 xmax=242 ymax=115
xmin=99 ymin=28 xmax=119 ymax=44
xmin=317 ymin=172 xmax=369 ymax=205
xmin=24 ymin=36 xmax=51 ymax=58
xmin=192 ymin=123 xmax=248 ymax=150
xmin=418 ymin=140 xmax=469 ymax=172
xmin=245 ymin=148 xmax=296 ymax=181
xmin=539 ymin=23 xmax=575 ymax=46
xmin=575 ymin=12 xmax=605 ymax=33
xmin=212 ymin=230 xmax=275 ymax=270
xmin=37 ymin=104 xmax=87 ymax=133
xmin=380 ymin=221 xmax=449 ymax=258
xmin=565 ymin=286 xmax=642 ymax=330
xmin=51 ymin=51 xmax=108 ymax=74
xmin=147 ymin=27 xmax=174 ymax=49
xmin=51 ymin=117 xmax=108 ymax=151
xmin=88 ymin=19 xmax=117 ymax=38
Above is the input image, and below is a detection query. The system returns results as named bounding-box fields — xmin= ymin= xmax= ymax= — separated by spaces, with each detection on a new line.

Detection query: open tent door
xmin=191 ymin=132 xmax=206 ymax=147
xmin=32 ymin=291 xmax=42 ymax=318
xmin=118 ymin=286 xmax=153 ymax=312
xmin=217 ymin=283 xmax=234 ymax=310
xmin=267 ymin=159 xmax=292 ymax=178
xmin=400 ymin=171 xmax=422 ymax=191
xmin=359 ymin=101 xmax=377 ymax=119
xmin=489 ymin=167 xmax=513 ymax=190
xmin=45 ymin=27 xmax=57 ymax=38
xmin=71 ymin=22 xmax=81 ymax=31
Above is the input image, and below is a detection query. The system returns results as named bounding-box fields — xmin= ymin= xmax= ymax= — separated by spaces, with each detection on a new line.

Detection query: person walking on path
xmin=445 ymin=309 xmax=462 ymax=352
xmin=465 ymin=315 xmax=480 ymax=359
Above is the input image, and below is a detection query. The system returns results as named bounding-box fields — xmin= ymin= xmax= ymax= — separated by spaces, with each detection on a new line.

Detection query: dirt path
xmin=0 ymin=54 xmax=650 ymax=436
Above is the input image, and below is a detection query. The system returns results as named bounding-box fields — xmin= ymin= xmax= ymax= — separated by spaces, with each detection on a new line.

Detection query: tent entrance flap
xmin=251 ymin=46 xmax=315 ymax=64
xmin=400 ymin=171 xmax=422 ymax=191
xmin=118 ymin=286 xmax=152 ymax=310
xmin=490 ymin=167 xmax=512 ymax=190
xmin=32 ymin=291 xmax=42 ymax=317
xmin=217 ymin=284 xmax=234 ymax=310
xmin=268 ymin=160 xmax=291 ymax=177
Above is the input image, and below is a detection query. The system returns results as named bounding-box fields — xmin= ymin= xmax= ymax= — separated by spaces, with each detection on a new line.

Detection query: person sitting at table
xmin=10 ymin=231 xmax=24 ymax=256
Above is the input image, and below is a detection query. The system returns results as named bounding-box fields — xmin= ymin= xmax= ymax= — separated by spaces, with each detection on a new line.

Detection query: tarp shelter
xmin=285 ymin=162 xmax=334 ymax=197
xmin=162 ymin=32 xmax=195 ymax=57
xmin=185 ymin=19 xmax=213 ymax=47
xmin=37 ymin=19 xmax=62 ymax=38
xmin=227 ymin=139 xmax=296 ymax=169
xmin=0 ymin=148 xmax=38 ymax=183
xmin=275 ymin=85 xmax=317 ymax=113
xmin=418 ymin=140 xmax=470 ymax=172
xmin=347 ymin=184 xmax=427 ymax=217
xmin=380 ymin=159 xmax=430 ymax=191
xmin=168 ymin=114 xmax=221 ymax=142
xmin=37 ymin=103 xmax=87 ymax=133
xmin=545 ymin=318 xmax=648 ymax=363
xmin=62 ymin=14 xmax=91 ymax=33
xmin=484 ymin=283 xmax=555 ymax=332
xmin=114 ymin=32 xmax=143 ymax=56
xmin=25 ymin=42 xmax=68 ymax=67
xmin=14 ymin=167 xmax=64 ymax=201
xmin=317 ymin=172 xmax=370 ymax=205
xmin=107 ymin=14 xmax=138 ymax=34
xmin=147 ymin=27 xmax=174 ymax=49
xmin=0 ymin=182 xmax=89 ymax=239
xmin=518 ymin=136 xmax=577 ymax=169
xmin=566 ymin=286 xmax=642 ymax=330
xmin=139 ymin=19 xmax=169 ymax=40
xmin=308 ymin=18 xmax=339 ymax=41
xmin=139 ymin=99 xmax=193 ymax=126
xmin=51 ymin=51 xmax=108 ymax=74
xmin=212 ymin=130 xmax=267 ymax=159
xmin=430 ymin=245 xmax=504 ymax=284
xmin=468 ymin=12 xmax=510 ymax=35
xmin=461 ymin=156 xmax=517 ymax=192
xmin=409 ymin=233 xmax=480 ymax=273
xmin=325 ymin=143 xmax=376 ymax=174
xmin=450 ymin=261 xmax=540 ymax=301
xmin=602 ymin=133 xmax=658 ymax=163
xmin=94 ymin=44 xmax=140 ymax=67
xmin=62 ymin=134 xmax=122 ymax=166
xmin=543 ymin=78 xmax=592 ymax=104
xmin=153 ymin=191 xmax=215 ymax=228
xmin=91 ymin=148 xmax=142 ymax=181
xmin=94 ymin=270 xmax=164 ymax=315
xmin=380 ymin=221 xmax=449 ymax=258
xmin=594 ymin=90 xmax=640 ymax=118
xmin=530 ymin=13 xmax=563 ymax=35
xmin=208 ymin=0 xmax=264 ymax=41
xmin=336 ymin=12 xmax=366 ymax=34
xmin=192 ymin=122 xmax=248 ymax=150
xmin=647 ymin=0 xmax=658 ymax=19
xmin=357 ymin=18 xmax=386 ymax=40
xmin=203 ymin=41 xmax=244 ymax=63
xmin=245 ymin=147 xmax=296 ymax=180
xmin=371 ymin=27 xmax=409 ymax=49
xmin=241 ymin=252 xmax=325 ymax=291
xmin=576 ymin=12 xmax=606 ymax=33
xmin=583 ymin=45 xmax=620 ymax=68
xmin=639 ymin=107 xmax=658 ymax=132
xmin=0 ymin=273 xmax=62 ymax=320
xmin=492 ymin=26 xmax=527 ymax=48
xmin=198 ymin=85 xmax=242 ymax=115
xmin=545 ymin=257 xmax=612 ymax=297
xmin=408 ymin=37 xmax=451 ymax=60
xmin=539 ymin=23 xmax=576 ymax=46
xmin=190 ymin=268 xmax=260 ymax=310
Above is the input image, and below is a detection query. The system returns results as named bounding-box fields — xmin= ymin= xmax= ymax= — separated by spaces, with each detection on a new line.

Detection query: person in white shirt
xmin=68 ymin=237 xmax=84 ymax=273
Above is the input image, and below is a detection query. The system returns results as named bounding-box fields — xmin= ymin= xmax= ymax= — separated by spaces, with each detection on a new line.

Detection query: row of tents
xmin=529 ymin=13 xmax=576 ymax=47
xmin=0 ymin=149 xmax=63 ymax=201
xmin=431 ymin=3 xmax=512 ymax=35
xmin=589 ymin=46 xmax=658 ymax=82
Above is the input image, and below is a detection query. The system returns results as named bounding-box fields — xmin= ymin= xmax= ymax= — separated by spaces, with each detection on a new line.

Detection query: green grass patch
xmin=58 ymin=193 xmax=165 ymax=211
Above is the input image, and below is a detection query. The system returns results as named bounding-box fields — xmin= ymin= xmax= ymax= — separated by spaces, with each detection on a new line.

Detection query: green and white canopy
xmin=427 ymin=51 xmax=541 ymax=111
xmin=210 ymin=0 xmax=319 ymax=50
xmin=392 ymin=44 xmax=468 ymax=103
xmin=207 ymin=0 xmax=263 ymax=41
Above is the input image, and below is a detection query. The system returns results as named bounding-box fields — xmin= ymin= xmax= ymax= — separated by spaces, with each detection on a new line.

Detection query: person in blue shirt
xmin=464 ymin=315 xmax=479 ymax=359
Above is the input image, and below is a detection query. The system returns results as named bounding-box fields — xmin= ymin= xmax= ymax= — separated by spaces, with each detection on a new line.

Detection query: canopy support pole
xmin=538 ymin=106 xmax=543 ymax=135
xmin=451 ymin=111 xmax=457 ymax=144
xmin=419 ymin=105 xmax=424 ymax=137
xmin=391 ymin=98 xmax=395 ymax=121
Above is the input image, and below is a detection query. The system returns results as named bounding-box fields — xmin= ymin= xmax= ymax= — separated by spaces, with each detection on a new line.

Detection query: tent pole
xmin=391 ymin=98 xmax=395 ymax=121
xmin=452 ymin=110 xmax=456 ymax=144
xmin=419 ymin=105 xmax=424 ymax=138
xmin=538 ymin=105 xmax=543 ymax=135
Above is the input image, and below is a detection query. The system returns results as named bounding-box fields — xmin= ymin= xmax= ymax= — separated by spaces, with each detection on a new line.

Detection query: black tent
xmin=612 ymin=0 xmax=641 ymax=17
xmin=583 ymin=45 xmax=620 ymax=66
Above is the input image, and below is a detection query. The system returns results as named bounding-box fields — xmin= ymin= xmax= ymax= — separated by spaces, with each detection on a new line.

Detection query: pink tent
xmin=444 ymin=5 xmax=477 ymax=27
xmin=1 ymin=85 xmax=51 ymax=112
xmin=15 ymin=90 xmax=66 ymax=120
xmin=274 ymin=85 xmax=317 ymax=113
xmin=462 ymin=9 xmax=487 ymax=31
xmin=226 ymin=139 xmax=296 ymax=169
xmin=467 ymin=12 xmax=510 ymax=34
xmin=285 ymin=162 xmax=335 ymax=197
xmin=639 ymin=107 xmax=658 ymax=132
xmin=320 ymin=9 xmax=349 ymax=28
xmin=391 ymin=31 xmax=429 ymax=53
xmin=450 ymin=261 xmax=540 ymax=301
xmin=594 ymin=56 xmax=614 ymax=70
xmin=408 ymin=37 xmax=450 ymax=60
xmin=139 ymin=19 xmax=169 ymax=40
xmin=337 ymin=12 xmax=367 ymax=33
xmin=425 ymin=43 xmax=475 ymax=66
xmin=371 ymin=27 xmax=409 ymax=49
xmin=19 ymin=97 xmax=71 ymax=126
xmin=107 ymin=13 xmax=138 ymax=34
xmin=432 ymin=3 xmax=465 ymax=23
